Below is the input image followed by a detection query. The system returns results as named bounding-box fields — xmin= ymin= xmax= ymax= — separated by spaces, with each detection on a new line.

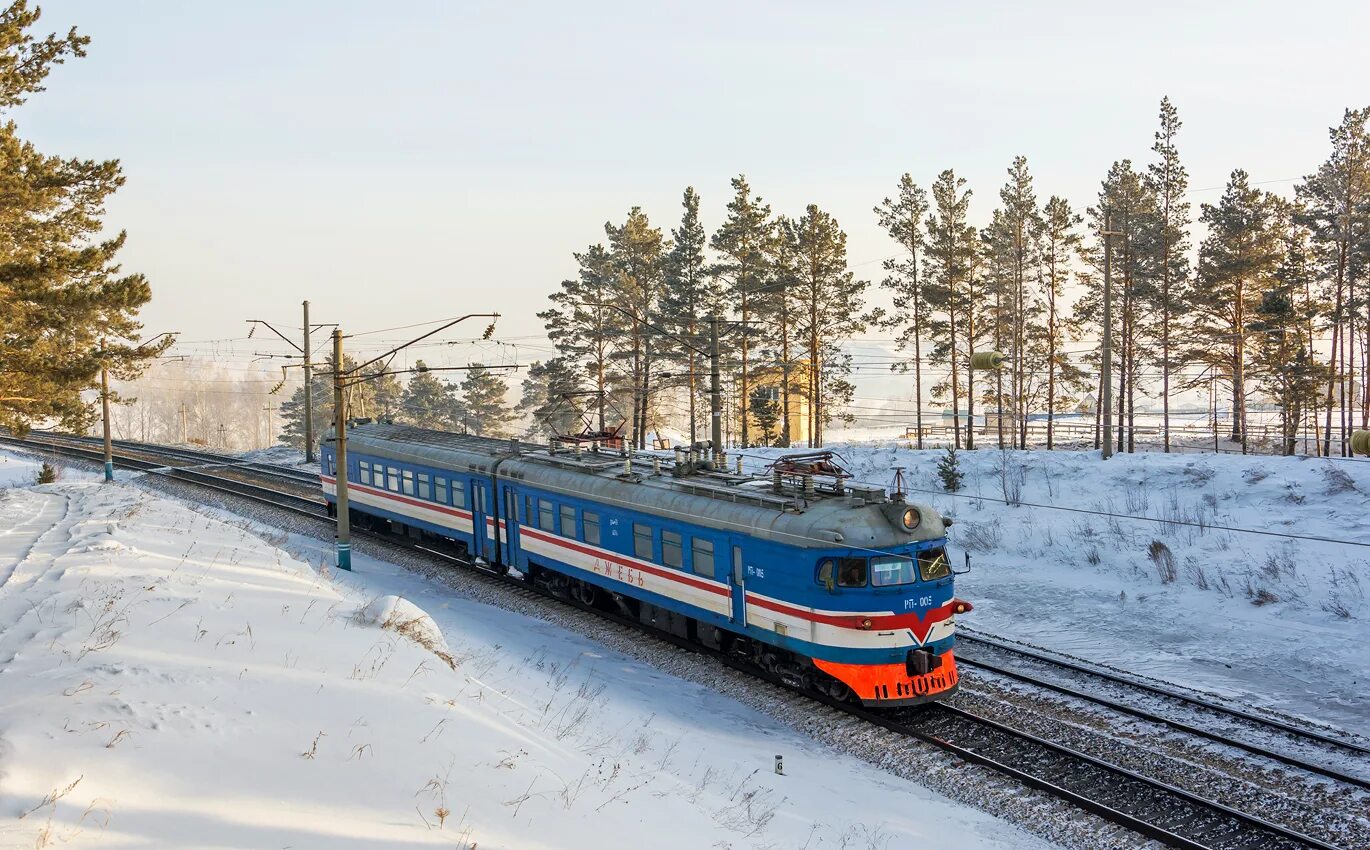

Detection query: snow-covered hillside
xmin=742 ymin=445 xmax=1370 ymax=735
xmin=0 ymin=464 xmax=1047 ymax=850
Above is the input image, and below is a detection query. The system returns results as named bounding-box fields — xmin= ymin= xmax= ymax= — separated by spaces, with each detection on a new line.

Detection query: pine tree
xmin=767 ymin=215 xmax=802 ymax=447
xmin=458 ymin=364 xmax=512 ymax=438
xmin=606 ymin=207 xmax=668 ymax=449
xmin=924 ymin=170 xmax=978 ymax=449
xmin=515 ymin=357 xmax=584 ymax=439
xmin=873 ymin=175 xmax=931 ymax=447
xmin=1187 ymin=170 xmax=1284 ymax=452
xmin=749 ymin=386 xmax=779 ymax=446
xmin=658 ymin=187 xmax=719 ymax=445
xmin=999 ymin=156 xmax=1041 ymax=449
xmin=1250 ymin=208 xmax=1325 ymax=455
xmin=788 ymin=204 xmax=867 ymax=447
xmin=1145 ymin=96 xmax=1192 ymax=452
xmin=540 ymin=244 xmax=624 ymax=434
xmin=1038 ymin=196 xmax=1086 ymax=448
xmin=1079 ymin=161 xmax=1157 ymax=453
xmin=936 ymin=445 xmax=963 ymax=492
xmin=710 ymin=175 xmax=774 ymax=447
xmin=0 ymin=4 xmax=166 ymax=433
xmin=399 ymin=362 xmax=459 ymax=429
xmin=1296 ymin=107 xmax=1370 ymax=455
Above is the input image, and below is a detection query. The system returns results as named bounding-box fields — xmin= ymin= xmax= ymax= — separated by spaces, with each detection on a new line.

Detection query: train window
xmin=691 ymin=538 xmax=714 ymax=576
xmin=524 ymin=496 xmax=533 ymax=524
xmin=816 ymin=559 xmax=834 ymax=589
xmin=324 ymin=455 xmax=333 ymax=476
xmin=662 ymin=531 xmax=683 ymax=568
xmin=583 ymin=511 xmax=600 ymax=545
xmin=358 ymin=461 xmax=370 ymax=485
xmin=417 ymin=472 xmax=430 ymax=500
xmin=539 ymin=499 xmax=554 ymax=532
xmin=435 ymin=477 xmax=449 ymax=504
xmin=452 ymin=480 xmax=466 ymax=508
xmin=387 ymin=467 xmax=400 ymax=492
xmin=918 ymin=547 xmax=951 ymax=581
xmin=871 ymin=555 xmax=918 ymax=587
xmin=560 ymin=505 xmax=576 ymax=537
xmin=837 ymin=557 xmax=867 ymax=588
xmin=633 ymin=523 xmax=653 ymax=561
xmin=402 ymin=470 xmax=415 ymax=496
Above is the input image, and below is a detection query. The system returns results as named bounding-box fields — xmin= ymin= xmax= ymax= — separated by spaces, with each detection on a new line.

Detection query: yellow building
xmin=742 ymin=363 xmax=811 ymax=447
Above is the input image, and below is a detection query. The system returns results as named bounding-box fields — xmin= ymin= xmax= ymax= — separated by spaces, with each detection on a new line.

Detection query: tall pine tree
xmin=710 ymin=175 xmax=774 ymax=448
xmin=924 ymin=170 xmax=978 ymax=449
xmin=1145 ymin=96 xmax=1192 ymax=452
xmin=0 ymin=3 xmax=167 ymax=432
xmin=658 ymin=188 xmax=718 ymax=445
xmin=873 ymin=175 xmax=931 ymax=447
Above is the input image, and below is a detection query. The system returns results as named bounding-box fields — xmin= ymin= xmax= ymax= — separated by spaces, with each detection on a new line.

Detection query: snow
xmin=0 ymin=456 xmax=1048 ymax=850
xmin=740 ymin=444 xmax=1370 ymax=737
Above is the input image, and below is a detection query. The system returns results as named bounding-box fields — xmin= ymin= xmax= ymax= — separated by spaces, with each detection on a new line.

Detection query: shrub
xmin=36 ymin=462 xmax=59 ymax=484
xmin=1147 ymin=540 xmax=1177 ymax=583
xmin=937 ymin=446 xmax=963 ymax=493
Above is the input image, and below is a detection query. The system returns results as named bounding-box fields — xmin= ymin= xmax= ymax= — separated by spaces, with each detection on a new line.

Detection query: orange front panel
xmin=814 ymin=651 xmax=959 ymax=705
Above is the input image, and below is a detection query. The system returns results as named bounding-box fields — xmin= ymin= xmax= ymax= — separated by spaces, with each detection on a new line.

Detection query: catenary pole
xmin=100 ymin=339 xmax=113 ymax=482
xmin=303 ymin=300 xmax=315 ymax=463
xmin=710 ymin=313 xmax=723 ymax=464
xmin=333 ymin=328 xmax=352 ymax=571
xmin=1101 ymin=213 xmax=1119 ymax=461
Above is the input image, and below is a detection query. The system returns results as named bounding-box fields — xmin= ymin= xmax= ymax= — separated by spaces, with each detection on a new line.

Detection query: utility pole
xmin=1101 ymin=213 xmax=1121 ymax=461
xmin=303 ymin=300 xmax=315 ymax=463
xmin=180 ymin=402 xmax=188 ymax=444
xmin=328 ymin=312 xmax=505 ymax=573
xmin=710 ymin=313 xmax=723 ymax=464
xmin=100 ymin=338 xmax=113 ymax=482
xmin=333 ymin=328 xmax=352 ymax=571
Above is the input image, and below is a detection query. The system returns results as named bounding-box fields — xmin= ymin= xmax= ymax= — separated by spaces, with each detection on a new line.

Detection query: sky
xmin=14 ymin=1 xmax=1370 ymax=401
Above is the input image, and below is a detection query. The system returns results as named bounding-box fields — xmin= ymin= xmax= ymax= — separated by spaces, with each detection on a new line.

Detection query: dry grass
xmin=380 ymin=611 xmax=456 ymax=670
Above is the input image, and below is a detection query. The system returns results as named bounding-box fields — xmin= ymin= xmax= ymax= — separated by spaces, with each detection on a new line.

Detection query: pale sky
xmin=17 ymin=1 xmax=1370 ymax=398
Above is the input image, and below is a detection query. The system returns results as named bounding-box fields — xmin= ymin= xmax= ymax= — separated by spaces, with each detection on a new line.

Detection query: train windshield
xmin=870 ymin=555 xmax=918 ymax=587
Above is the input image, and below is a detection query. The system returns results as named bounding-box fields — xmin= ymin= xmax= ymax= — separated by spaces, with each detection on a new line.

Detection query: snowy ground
xmin=0 ymin=460 xmax=1050 ymax=850
xmin=741 ymin=444 xmax=1370 ymax=737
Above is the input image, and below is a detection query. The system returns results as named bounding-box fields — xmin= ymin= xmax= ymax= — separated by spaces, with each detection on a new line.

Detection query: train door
xmin=728 ymin=537 xmax=747 ymax=626
xmin=501 ymin=484 xmax=520 ymax=567
xmin=471 ymin=479 xmax=489 ymax=562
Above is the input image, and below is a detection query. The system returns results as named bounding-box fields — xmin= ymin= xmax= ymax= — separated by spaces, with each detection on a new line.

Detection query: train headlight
xmin=900 ymin=507 xmax=921 ymax=530
xmin=859 ymin=617 xmax=873 ymax=630
xmin=952 ymin=598 xmax=974 ymax=614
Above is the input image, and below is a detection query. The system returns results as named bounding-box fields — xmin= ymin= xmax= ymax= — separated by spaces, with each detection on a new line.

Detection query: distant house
xmin=1076 ymin=393 xmax=1097 ymax=414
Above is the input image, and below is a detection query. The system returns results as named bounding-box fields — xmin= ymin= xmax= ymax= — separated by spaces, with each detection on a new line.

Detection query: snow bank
xmin=0 ymin=455 xmax=1045 ymax=850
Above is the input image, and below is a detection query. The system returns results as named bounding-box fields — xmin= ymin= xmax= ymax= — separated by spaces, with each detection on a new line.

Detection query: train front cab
xmin=798 ymin=544 xmax=969 ymax=708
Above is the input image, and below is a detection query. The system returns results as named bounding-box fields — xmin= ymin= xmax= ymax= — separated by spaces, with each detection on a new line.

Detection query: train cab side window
xmin=387 ymin=467 xmax=400 ymax=492
xmin=633 ymin=523 xmax=653 ymax=561
xmin=691 ymin=538 xmax=714 ymax=577
xmin=435 ymin=477 xmax=449 ymax=505
xmin=918 ymin=547 xmax=951 ymax=581
xmin=662 ymin=530 xmax=683 ymax=568
xmin=560 ymin=505 xmax=576 ymax=538
xmin=837 ymin=557 xmax=867 ymax=588
xmin=816 ymin=559 xmax=835 ymax=590
xmin=402 ymin=470 xmax=415 ymax=496
xmin=417 ymin=472 xmax=430 ymax=500
xmin=583 ymin=511 xmax=600 ymax=545
xmin=358 ymin=461 xmax=370 ymax=485
xmin=539 ymin=499 xmax=554 ymax=532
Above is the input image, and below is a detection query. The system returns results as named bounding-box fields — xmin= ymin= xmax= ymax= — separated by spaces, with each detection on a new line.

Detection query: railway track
xmin=1 ymin=433 xmax=1360 ymax=850
xmin=955 ymin=631 xmax=1370 ymax=791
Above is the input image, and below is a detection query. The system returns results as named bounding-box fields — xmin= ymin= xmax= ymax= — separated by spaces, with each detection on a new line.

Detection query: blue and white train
xmin=321 ymin=422 xmax=968 ymax=706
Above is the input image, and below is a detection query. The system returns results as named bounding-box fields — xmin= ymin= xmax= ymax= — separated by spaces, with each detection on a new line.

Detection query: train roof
xmin=334 ymin=422 xmax=948 ymax=552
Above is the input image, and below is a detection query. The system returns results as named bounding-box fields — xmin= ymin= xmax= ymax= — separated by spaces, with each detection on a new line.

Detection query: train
xmin=320 ymin=422 xmax=968 ymax=707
